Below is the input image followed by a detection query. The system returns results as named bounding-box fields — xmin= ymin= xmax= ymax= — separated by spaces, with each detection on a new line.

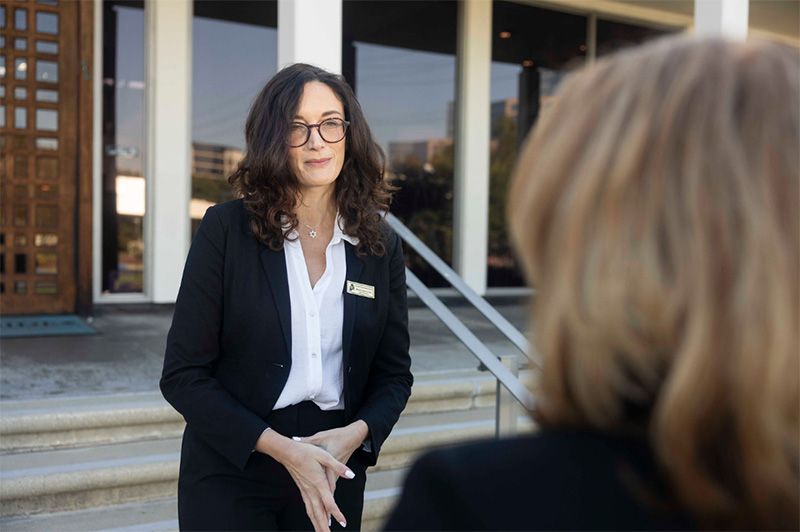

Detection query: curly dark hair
xmin=228 ymin=63 xmax=394 ymax=256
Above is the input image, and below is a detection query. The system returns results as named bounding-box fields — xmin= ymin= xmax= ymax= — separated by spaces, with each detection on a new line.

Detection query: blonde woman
xmin=386 ymin=35 xmax=798 ymax=530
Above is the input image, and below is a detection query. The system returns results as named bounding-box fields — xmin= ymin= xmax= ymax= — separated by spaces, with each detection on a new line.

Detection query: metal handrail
xmin=386 ymin=213 xmax=539 ymax=366
xmin=385 ymin=214 xmax=536 ymax=413
xmin=404 ymin=268 xmax=536 ymax=411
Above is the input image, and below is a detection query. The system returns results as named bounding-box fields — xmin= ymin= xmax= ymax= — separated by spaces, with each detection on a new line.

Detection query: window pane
xmin=36 ymin=12 xmax=58 ymax=34
xmin=35 ymin=252 xmax=57 ymax=274
xmin=36 ymin=89 xmax=58 ymax=102
xmin=34 ymin=233 xmax=58 ymax=246
xmin=190 ymin=0 xmax=277 ymax=236
xmin=102 ymin=0 xmax=146 ymax=294
xmin=488 ymin=1 xmax=587 ymax=287
xmin=15 ymin=58 xmax=28 ymax=80
xmin=345 ymin=0 xmax=457 ymax=287
xmin=14 ymin=38 xmax=27 ymax=51
xmin=36 ymin=109 xmax=58 ymax=131
xmin=14 ymin=87 xmax=27 ymax=100
xmin=36 ymin=137 xmax=58 ymax=150
xmin=36 ymin=40 xmax=58 ymax=54
xmin=36 ymin=60 xmax=58 ymax=82
xmin=596 ymin=19 xmax=671 ymax=57
xmin=14 ymin=107 xmax=27 ymax=129
xmin=15 ymin=9 xmax=27 ymax=30
xmin=35 ymin=281 xmax=58 ymax=294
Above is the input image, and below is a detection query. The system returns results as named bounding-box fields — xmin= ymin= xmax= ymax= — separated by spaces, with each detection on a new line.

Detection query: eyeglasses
xmin=288 ymin=118 xmax=350 ymax=148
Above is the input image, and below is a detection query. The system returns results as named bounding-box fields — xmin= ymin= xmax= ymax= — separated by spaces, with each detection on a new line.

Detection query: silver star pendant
xmin=308 ymin=229 xmax=318 ymax=238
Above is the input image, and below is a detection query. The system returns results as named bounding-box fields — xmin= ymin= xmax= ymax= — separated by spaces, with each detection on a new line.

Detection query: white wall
xmin=147 ymin=0 xmax=193 ymax=303
xmin=278 ymin=0 xmax=342 ymax=73
xmin=453 ymin=0 xmax=492 ymax=295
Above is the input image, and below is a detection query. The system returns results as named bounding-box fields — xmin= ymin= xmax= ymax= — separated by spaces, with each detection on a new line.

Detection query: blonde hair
xmin=509 ymin=35 xmax=799 ymax=529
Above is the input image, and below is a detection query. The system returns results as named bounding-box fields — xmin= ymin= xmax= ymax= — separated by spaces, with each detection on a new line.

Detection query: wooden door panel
xmin=1 ymin=0 xmax=79 ymax=314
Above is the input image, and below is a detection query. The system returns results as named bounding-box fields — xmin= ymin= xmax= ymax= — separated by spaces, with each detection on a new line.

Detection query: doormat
xmin=0 ymin=315 xmax=97 ymax=338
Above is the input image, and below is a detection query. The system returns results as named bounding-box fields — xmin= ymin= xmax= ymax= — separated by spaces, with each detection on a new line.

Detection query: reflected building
xmin=0 ymin=0 xmax=796 ymax=314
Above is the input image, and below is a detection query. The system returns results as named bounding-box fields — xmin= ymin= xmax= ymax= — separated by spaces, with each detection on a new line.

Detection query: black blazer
xmin=160 ymin=199 xmax=413 ymax=472
xmin=384 ymin=430 xmax=694 ymax=531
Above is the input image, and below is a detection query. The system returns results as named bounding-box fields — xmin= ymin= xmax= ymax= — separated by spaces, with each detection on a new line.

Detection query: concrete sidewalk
xmin=0 ymin=295 xmax=532 ymax=401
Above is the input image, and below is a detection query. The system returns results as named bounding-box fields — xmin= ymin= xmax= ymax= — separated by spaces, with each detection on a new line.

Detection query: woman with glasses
xmin=161 ymin=63 xmax=413 ymax=532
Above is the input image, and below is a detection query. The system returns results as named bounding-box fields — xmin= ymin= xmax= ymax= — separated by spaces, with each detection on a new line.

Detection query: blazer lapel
xmin=342 ymin=242 xmax=365 ymax=369
xmin=259 ymin=244 xmax=292 ymax=359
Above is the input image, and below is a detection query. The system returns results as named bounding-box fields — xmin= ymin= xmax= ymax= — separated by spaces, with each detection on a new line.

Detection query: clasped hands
xmin=256 ymin=420 xmax=369 ymax=532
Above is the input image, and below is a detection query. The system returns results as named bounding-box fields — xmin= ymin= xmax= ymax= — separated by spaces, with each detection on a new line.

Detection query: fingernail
xmin=344 ymin=469 xmax=355 ymax=479
xmin=340 ymin=521 xmax=347 ymax=528
xmin=292 ymin=436 xmax=302 ymax=441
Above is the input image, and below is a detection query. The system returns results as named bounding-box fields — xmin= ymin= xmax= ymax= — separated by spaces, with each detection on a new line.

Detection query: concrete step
xmin=0 ymin=370 xmax=502 ymax=453
xmin=0 ymin=468 xmax=408 ymax=532
xmin=0 ymin=405 xmax=534 ymax=518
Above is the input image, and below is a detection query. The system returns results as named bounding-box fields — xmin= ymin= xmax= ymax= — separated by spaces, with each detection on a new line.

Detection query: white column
xmin=147 ymin=0 xmax=192 ymax=303
xmin=453 ymin=0 xmax=492 ymax=295
xmin=694 ymin=0 xmax=749 ymax=39
xmin=278 ymin=0 xmax=342 ymax=74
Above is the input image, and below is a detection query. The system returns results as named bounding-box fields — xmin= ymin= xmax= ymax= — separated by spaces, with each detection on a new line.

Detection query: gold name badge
xmin=346 ymin=280 xmax=375 ymax=299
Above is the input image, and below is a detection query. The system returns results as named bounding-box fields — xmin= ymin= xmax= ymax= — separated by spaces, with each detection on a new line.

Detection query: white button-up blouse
xmin=273 ymin=216 xmax=358 ymax=411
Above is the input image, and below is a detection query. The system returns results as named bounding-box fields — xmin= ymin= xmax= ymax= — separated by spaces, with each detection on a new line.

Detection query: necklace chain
xmin=299 ymin=219 xmax=322 ymax=239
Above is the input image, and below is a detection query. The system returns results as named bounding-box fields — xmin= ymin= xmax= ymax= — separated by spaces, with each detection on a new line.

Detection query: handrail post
xmin=495 ymin=355 xmax=519 ymax=438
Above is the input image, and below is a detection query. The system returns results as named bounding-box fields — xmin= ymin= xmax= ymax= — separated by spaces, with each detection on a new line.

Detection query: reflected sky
xmin=113 ymin=8 xmax=525 ymax=162
xmin=192 ymin=16 xmax=277 ymax=150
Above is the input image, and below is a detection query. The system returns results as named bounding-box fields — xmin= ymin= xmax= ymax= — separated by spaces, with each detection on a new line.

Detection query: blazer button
xmin=348 ymin=366 xmax=352 ymax=374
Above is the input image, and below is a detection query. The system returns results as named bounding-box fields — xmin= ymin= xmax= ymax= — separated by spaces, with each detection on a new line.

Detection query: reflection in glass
xmin=35 ymin=281 xmax=58 ymax=294
xmin=15 ymin=9 xmax=27 ymax=30
xmin=36 ymin=89 xmax=58 ymax=102
xmin=0 ymin=106 xmax=4 ymax=128
xmin=36 ymin=60 xmax=58 ymax=82
xmin=15 ymin=234 xmax=28 ymax=246
xmin=15 ymin=281 xmax=27 ymax=294
xmin=345 ymin=0 xmax=458 ymax=287
xmin=15 ymin=58 xmax=27 ymax=80
xmin=102 ymin=1 xmax=146 ymax=293
xmin=36 ymin=109 xmax=58 ymax=131
xmin=488 ymin=1 xmax=586 ymax=287
xmin=596 ymin=19 xmax=670 ymax=57
xmin=36 ymin=137 xmax=58 ymax=150
xmin=36 ymin=40 xmax=58 ymax=54
xmin=35 ymin=252 xmax=57 ymax=274
xmin=14 ymin=107 xmax=27 ymax=129
xmin=190 ymin=1 xmax=277 ymax=235
xmin=0 ymin=57 xmax=5 ymax=78
xmin=36 ymin=12 xmax=58 ymax=34
xmin=35 ymin=233 xmax=58 ymax=246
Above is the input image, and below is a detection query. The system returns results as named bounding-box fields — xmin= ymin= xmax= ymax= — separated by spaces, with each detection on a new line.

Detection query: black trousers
xmin=177 ymin=401 xmax=369 ymax=531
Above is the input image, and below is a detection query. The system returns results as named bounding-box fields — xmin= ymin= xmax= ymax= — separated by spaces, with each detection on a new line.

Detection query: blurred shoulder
xmin=396 ymin=429 xmax=693 ymax=530
xmin=203 ymin=198 xmax=245 ymax=226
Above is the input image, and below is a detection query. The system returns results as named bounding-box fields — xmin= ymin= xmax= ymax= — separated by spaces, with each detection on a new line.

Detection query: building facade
xmin=1 ymin=0 xmax=797 ymax=315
